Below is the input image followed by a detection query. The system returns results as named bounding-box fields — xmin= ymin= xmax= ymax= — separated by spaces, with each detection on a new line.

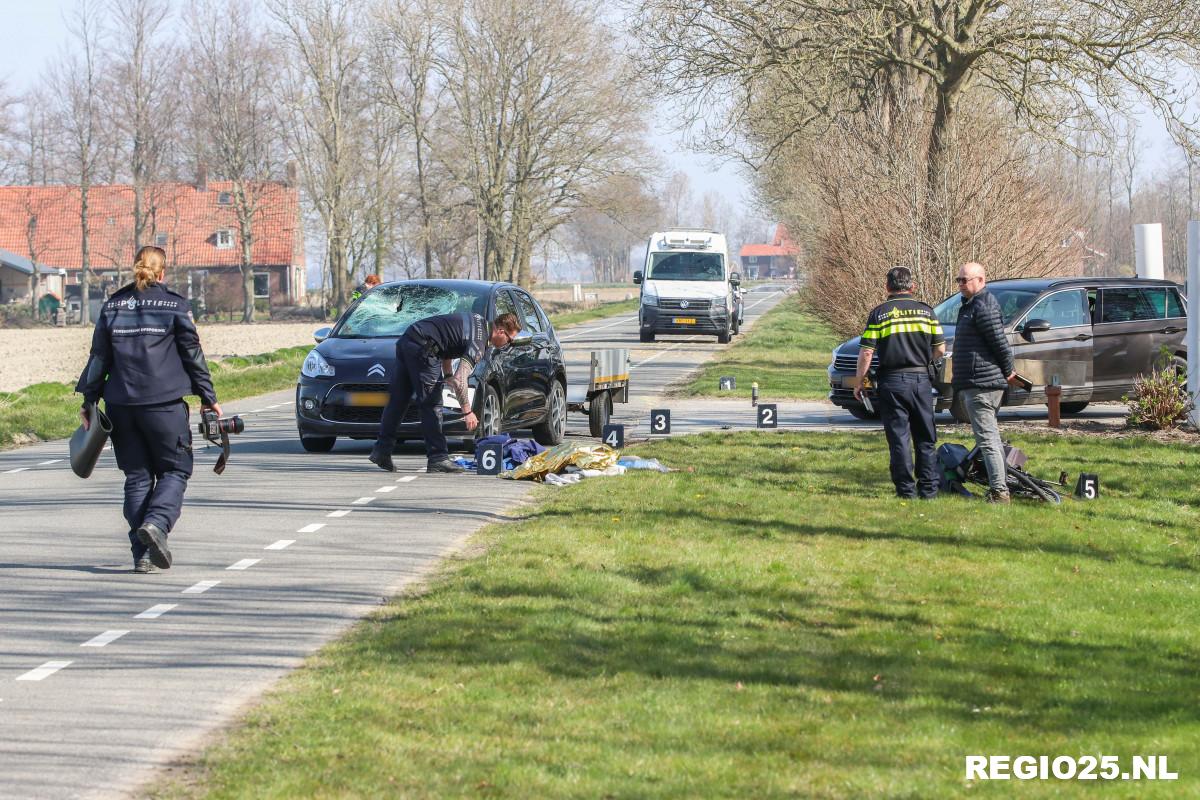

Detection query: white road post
xmin=1188 ymin=221 xmax=1200 ymax=428
xmin=1135 ymin=223 xmax=1165 ymax=279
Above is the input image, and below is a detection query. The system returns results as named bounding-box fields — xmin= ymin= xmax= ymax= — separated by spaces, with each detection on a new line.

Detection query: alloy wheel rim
xmin=482 ymin=392 xmax=500 ymax=436
xmin=551 ymin=384 xmax=565 ymax=436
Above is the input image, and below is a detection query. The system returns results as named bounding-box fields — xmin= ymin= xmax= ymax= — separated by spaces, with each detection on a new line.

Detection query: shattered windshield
xmin=333 ymin=284 xmax=489 ymax=338
xmin=646 ymin=251 xmax=725 ymax=281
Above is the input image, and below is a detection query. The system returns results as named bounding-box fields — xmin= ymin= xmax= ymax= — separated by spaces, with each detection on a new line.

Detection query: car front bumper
xmin=295 ymin=379 xmax=474 ymax=439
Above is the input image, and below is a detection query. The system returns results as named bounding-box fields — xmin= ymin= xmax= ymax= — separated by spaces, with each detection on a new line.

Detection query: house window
xmin=155 ymin=232 xmax=169 ymax=247
xmin=217 ymin=191 xmax=233 ymax=205
xmin=253 ymin=272 xmax=270 ymax=298
xmin=216 ymin=229 xmax=233 ymax=249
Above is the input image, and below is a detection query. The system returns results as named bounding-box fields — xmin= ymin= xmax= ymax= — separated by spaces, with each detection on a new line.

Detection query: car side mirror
xmin=729 ymin=271 xmax=741 ymax=286
xmin=313 ymin=326 xmax=332 ymax=343
xmin=511 ymin=330 xmax=533 ymax=347
xmin=633 ymin=270 xmax=643 ymax=285
xmin=1021 ymin=318 xmax=1051 ymax=341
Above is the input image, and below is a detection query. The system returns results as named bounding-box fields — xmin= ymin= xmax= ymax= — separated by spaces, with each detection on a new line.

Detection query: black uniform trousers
xmin=106 ymin=400 xmax=194 ymax=558
xmin=375 ymin=333 xmax=449 ymax=463
xmin=876 ymin=371 xmax=938 ymax=499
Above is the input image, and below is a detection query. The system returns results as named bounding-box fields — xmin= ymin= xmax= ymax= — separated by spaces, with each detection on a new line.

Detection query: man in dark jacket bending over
xmin=952 ymin=262 xmax=1019 ymax=503
xmin=369 ymin=311 xmax=521 ymax=474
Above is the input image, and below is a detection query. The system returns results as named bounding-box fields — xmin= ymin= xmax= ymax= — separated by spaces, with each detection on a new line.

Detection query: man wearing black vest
xmin=854 ymin=266 xmax=946 ymax=499
xmin=369 ymin=311 xmax=521 ymax=473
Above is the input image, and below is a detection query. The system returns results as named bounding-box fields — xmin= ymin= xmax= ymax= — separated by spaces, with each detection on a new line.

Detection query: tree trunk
xmin=240 ymin=218 xmax=255 ymax=323
xmin=80 ymin=184 xmax=91 ymax=325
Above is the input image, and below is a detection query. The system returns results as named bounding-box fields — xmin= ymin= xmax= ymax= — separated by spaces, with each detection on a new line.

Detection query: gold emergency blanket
xmin=501 ymin=442 xmax=619 ymax=481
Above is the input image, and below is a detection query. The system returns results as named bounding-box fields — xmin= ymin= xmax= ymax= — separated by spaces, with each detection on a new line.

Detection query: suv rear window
xmin=1100 ymin=288 xmax=1166 ymax=323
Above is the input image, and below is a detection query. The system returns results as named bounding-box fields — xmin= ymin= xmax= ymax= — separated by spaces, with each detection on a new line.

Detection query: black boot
xmin=369 ymin=446 xmax=396 ymax=472
xmin=135 ymin=522 xmax=173 ymax=569
xmin=427 ymin=457 xmax=465 ymax=474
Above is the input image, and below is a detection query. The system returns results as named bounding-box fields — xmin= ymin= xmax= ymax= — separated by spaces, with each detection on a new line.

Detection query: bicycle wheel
xmin=1006 ymin=466 xmax=1062 ymax=504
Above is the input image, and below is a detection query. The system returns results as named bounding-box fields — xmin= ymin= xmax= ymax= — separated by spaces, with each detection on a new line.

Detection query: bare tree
xmin=49 ymin=0 xmax=109 ymax=325
xmin=271 ymin=0 xmax=370 ymax=310
xmin=183 ymin=0 xmax=282 ymax=322
xmin=106 ymin=0 xmax=179 ymax=251
xmin=568 ymin=174 xmax=660 ymax=282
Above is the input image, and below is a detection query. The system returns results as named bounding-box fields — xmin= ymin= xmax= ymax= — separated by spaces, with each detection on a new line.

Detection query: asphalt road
xmin=0 ymin=285 xmax=787 ymax=799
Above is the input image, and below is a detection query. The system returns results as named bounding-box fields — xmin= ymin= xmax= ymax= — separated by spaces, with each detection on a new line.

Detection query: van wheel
xmin=1060 ymin=401 xmax=1089 ymax=415
xmin=731 ymin=314 xmax=740 ymax=335
xmin=639 ymin=330 xmax=655 ymax=343
xmin=949 ymin=393 xmax=971 ymax=424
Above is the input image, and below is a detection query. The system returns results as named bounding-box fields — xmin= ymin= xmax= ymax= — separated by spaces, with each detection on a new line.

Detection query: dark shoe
xmin=368 ymin=448 xmax=396 ymax=472
xmin=136 ymin=523 xmax=173 ymax=569
xmin=133 ymin=557 xmax=155 ymax=574
xmin=986 ymin=489 xmax=1011 ymax=505
xmin=427 ymin=457 xmax=465 ymax=474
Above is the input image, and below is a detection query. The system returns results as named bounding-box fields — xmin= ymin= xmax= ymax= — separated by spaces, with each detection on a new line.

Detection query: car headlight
xmin=642 ymin=293 xmax=658 ymax=307
xmin=301 ymin=349 xmax=335 ymax=378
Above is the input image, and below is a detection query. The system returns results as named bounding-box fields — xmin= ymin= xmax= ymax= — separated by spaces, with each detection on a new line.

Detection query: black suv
xmin=829 ymin=277 xmax=1189 ymax=421
xmin=296 ymin=280 xmax=568 ymax=451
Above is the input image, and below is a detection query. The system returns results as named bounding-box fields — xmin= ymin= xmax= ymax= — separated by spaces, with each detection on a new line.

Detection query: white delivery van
xmin=633 ymin=229 xmax=743 ymax=343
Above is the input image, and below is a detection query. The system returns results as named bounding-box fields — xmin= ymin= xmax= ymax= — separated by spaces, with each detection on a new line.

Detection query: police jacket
xmin=951 ymin=288 xmax=1014 ymax=390
xmin=404 ymin=312 xmax=489 ymax=365
xmin=859 ymin=294 xmax=944 ymax=373
xmin=76 ymin=282 xmax=217 ymax=406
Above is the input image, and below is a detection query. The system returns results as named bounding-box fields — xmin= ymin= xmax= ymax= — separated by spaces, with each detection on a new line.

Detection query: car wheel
xmin=533 ymin=380 xmax=567 ymax=446
xmin=949 ymin=392 xmax=971 ymax=424
xmin=299 ymin=433 xmax=336 ymax=452
xmin=847 ymin=405 xmax=879 ymax=421
xmin=731 ymin=314 xmax=740 ymax=335
xmin=639 ymin=330 xmax=655 ymax=343
xmin=588 ymin=390 xmax=612 ymax=438
xmin=717 ymin=328 xmax=731 ymax=344
xmin=476 ymin=384 xmax=502 ymax=440
xmin=1059 ymin=401 xmax=1089 ymax=415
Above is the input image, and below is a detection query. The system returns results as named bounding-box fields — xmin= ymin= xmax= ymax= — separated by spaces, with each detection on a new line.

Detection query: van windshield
xmin=933 ymin=287 xmax=1040 ymax=327
xmin=646 ymin=251 xmax=724 ymax=281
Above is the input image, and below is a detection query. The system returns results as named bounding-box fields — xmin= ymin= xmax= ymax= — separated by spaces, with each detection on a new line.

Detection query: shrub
xmin=1125 ymin=346 xmax=1193 ymax=430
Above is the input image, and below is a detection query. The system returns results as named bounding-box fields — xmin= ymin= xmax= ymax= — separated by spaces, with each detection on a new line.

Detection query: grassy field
xmin=548 ymin=298 xmax=638 ymax=329
xmin=677 ymin=294 xmax=840 ymax=401
xmin=151 ymin=430 xmax=1200 ymax=799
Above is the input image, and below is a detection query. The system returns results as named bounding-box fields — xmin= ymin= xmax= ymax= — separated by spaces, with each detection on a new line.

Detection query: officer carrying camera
xmin=76 ymin=246 xmax=221 ymax=573
xmin=853 ymin=266 xmax=946 ymax=499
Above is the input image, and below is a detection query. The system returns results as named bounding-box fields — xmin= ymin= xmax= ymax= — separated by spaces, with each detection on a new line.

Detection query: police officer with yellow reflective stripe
xmin=853 ymin=267 xmax=946 ymax=499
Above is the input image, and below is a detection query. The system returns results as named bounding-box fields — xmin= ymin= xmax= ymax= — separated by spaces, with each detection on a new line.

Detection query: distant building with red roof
xmin=0 ymin=179 xmax=305 ymax=317
xmin=739 ymin=224 xmax=799 ymax=279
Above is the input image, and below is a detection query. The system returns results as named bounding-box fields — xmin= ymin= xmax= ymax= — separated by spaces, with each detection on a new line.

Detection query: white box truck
xmin=633 ymin=229 xmax=743 ymax=343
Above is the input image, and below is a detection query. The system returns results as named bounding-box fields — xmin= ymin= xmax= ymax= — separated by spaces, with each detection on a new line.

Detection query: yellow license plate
xmin=672 ymin=317 xmax=697 ymax=325
xmin=842 ymin=376 xmax=859 ymax=389
xmin=346 ymin=392 xmax=389 ymax=407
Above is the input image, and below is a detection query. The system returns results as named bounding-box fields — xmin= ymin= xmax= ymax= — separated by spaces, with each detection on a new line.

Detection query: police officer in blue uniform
xmin=76 ymin=246 xmax=220 ymax=572
xmin=369 ymin=311 xmax=521 ymax=473
xmin=854 ymin=266 xmax=946 ymax=499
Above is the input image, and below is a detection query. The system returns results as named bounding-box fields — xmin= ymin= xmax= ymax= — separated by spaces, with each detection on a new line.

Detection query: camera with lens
xmin=198 ymin=409 xmax=244 ymax=441
xmin=197 ymin=409 xmax=243 ymax=474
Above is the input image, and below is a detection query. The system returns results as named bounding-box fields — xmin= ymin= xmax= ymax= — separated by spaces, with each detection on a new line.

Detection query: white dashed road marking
xmin=265 ymin=540 xmax=295 ymax=550
xmin=38 ymin=459 xmax=62 ymax=466
xmin=135 ymin=604 xmax=177 ymax=619
xmin=4 ymin=468 xmax=28 ymax=474
xmin=297 ymin=523 xmax=325 ymax=533
xmin=375 ymin=486 xmax=396 ymax=493
xmin=227 ymin=559 xmax=260 ymax=571
xmin=397 ymin=476 xmax=417 ymax=483
xmin=182 ymin=580 xmax=220 ymax=594
xmin=17 ymin=661 xmax=72 ymax=681
xmin=82 ymin=630 xmax=129 ymax=648
xmin=327 ymin=509 xmax=351 ymax=518
xmin=351 ymin=497 xmax=374 ymax=505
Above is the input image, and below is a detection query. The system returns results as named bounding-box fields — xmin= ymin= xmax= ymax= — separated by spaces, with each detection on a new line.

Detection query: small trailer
xmin=567 ymin=349 xmax=630 ymax=437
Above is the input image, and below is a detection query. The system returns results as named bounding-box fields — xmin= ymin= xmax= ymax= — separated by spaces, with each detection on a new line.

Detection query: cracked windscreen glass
xmin=646 ymin=251 xmax=724 ymax=281
xmin=334 ymin=284 xmax=489 ymax=338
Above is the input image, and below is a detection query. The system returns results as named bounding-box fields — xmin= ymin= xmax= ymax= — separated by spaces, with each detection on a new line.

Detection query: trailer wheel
xmin=588 ymin=391 xmax=612 ymax=437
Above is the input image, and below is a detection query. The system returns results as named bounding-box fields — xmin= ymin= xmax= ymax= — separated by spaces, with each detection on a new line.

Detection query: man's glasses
xmin=955 ymin=276 xmax=977 ymax=285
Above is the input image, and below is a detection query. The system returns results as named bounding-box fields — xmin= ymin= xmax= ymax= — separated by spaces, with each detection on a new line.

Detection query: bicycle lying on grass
xmin=938 ymin=442 xmax=1066 ymax=503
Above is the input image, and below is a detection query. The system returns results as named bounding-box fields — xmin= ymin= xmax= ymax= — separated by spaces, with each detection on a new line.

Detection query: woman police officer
xmin=76 ymin=246 xmax=222 ymax=573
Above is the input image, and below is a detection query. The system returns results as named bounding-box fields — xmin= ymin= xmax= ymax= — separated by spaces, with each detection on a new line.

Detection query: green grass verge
xmin=548 ymin=298 xmax=639 ymax=329
xmin=0 ymin=346 xmax=310 ymax=451
xmin=677 ymin=294 xmax=840 ymax=401
xmin=150 ymin=430 xmax=1200 ymax=799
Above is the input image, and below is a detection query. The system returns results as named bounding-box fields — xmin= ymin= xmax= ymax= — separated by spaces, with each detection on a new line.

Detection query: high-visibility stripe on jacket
xmin=859 ymin=294 xmax=944 ymax=372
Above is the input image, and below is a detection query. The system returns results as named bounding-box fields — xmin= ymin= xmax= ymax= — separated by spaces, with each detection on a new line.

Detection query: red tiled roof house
xmin=739 ymin=224 xmax=800 ymax=279
xmin=0 ymin=179 xmax=305 ymax=316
